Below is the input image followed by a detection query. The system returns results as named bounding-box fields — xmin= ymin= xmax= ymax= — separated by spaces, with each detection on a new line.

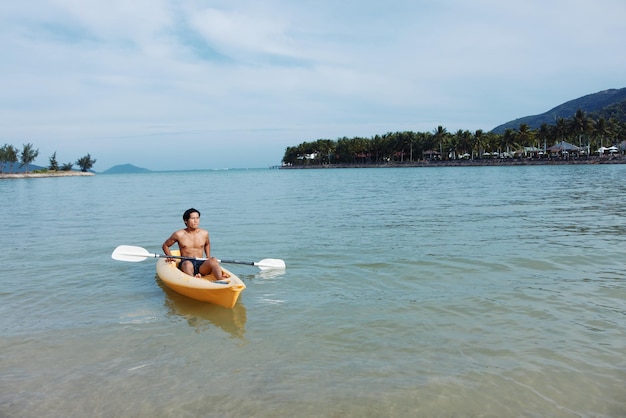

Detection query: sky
xmin=1 ymin=0 xmax=625 ymax=171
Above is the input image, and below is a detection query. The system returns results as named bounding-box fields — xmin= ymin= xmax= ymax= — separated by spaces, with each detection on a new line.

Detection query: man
xmin=162 ymin=208 xmax=225 ymax=280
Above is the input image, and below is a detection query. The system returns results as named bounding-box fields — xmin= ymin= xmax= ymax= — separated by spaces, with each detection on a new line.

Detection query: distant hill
xmin=1 ymin=162 xmax=44 ymax=173
xmin=0 ymin=162 xmax=94 ymax=174
xmin=491 ymin=88 xmax=626 ymax=133
xmin=102 ymin=164 xmax=151 ymax=174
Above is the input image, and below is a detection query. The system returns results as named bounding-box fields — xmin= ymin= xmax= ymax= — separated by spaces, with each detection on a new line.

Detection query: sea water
xmin=1 ymin=165 xmax=625 ymax=417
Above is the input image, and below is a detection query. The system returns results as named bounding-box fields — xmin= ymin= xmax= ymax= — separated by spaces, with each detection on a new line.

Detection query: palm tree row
xmin=282 ymin=109 xmax=625 ymax=166
xmin=0 ymin=143 xmax=97 ymax=173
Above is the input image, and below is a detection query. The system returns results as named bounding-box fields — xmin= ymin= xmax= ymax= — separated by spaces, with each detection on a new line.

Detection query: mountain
xmin=491 ymin=88 xmax=626 ymax=133
xmin=102 ymin=164 xmax=151 ymax=174
xmin=1 ymin=162 xmax=44 ymax=173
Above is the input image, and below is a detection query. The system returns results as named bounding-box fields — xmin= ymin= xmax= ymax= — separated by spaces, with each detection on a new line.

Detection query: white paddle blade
xmin=111 ymin=245 xmax=154 ymax=262
xmin=256 ymin=258 xmax=286 ymax=270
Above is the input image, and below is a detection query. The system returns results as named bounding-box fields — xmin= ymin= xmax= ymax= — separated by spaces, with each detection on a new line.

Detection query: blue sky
xmin=1 ymin=0 xmax=624 ymax=171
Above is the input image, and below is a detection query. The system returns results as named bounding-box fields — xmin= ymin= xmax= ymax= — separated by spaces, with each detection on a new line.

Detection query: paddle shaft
xmin=163 ymin=254 xmax=254 ymax=266
xmin=159 ymin=254 xmax=208 ymax=261
xmin=219 ymin=259 xmax=255 ymax=266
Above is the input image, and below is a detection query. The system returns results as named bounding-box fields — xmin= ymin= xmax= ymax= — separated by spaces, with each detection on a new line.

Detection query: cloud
xmin=0 ymin=0 xmax=624 ymax=170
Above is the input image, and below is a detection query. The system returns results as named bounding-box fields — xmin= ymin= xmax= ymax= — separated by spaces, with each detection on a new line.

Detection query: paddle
xmin=111 ymin=245 xmax=286 ymax=270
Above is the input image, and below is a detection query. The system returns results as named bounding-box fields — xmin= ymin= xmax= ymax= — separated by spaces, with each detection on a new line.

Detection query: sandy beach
xmin=0 ymin=171 xmax=95 ymax=179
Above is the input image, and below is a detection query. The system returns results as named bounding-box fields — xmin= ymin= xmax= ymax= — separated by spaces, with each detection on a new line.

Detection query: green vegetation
xmin=282 ymin=109 xmax=626 ymax=166
xmin=76 ymin=153 xmax=97 ymax=172
xmin=0 ymin=143 xmax=96 ymax=174
xmin=48 ymin=152 xmax=59 ymax=171
xmin=0 ymin=143 xmax=40 ymax=173
xmin=19 ymin=143 xmax=39 ymax=172
xmin=0 ymin=144 xmax=19 ymax=172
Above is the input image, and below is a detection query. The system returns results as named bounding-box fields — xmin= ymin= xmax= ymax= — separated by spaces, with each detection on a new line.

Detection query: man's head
xmin=183 ymin=208 xmax=200 ymax=225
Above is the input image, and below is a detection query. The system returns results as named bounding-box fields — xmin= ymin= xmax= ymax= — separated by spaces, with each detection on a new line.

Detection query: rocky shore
xmin=281 ymin=156 xmax=626 ymax=169
xmin=0 ymin=171 xmax=95 ymax=179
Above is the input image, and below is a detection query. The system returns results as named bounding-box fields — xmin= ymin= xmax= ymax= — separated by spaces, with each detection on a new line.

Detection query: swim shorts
xmin=179 ymin=259 xmax=204 ymax=276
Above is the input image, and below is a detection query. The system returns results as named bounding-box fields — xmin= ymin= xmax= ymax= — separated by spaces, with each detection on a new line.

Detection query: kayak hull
xmin=156 ymin=251 xmax=246 ymax=308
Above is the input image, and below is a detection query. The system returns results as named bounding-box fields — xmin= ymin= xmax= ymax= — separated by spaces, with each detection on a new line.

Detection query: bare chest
xmin=178 ymin=230 xmax=207 ymax=250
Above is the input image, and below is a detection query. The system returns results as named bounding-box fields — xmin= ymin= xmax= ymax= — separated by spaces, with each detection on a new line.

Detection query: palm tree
xmin=419 ymin=132 xmax=436 ymax=159
xmin=609 ymin=118 xmax=624 ymax=146
xmin=76 ymin=153 xmax=96 ymax=172
xmin=433 ymin=126 xmax=448 ymax=160
xmin=403 ymin=131 xmax=417 ymax=162
xmin=2 ymin=144 xmax=19 ymax=173
xmin=554 ymin=117 xmax=568 ymax=142
xmin=480 ymin=131 xmax=499 ymax=158
xmin=378 ymin=133 xmax=395 ymax=163
xmin=537 ymin=123 xmax=550 ymax=151
xmin=0 ymin=144 xmax=8 ymax=173
xmin=49 ymin=151 xmax=59 ymax=171
xmin=369 ymin=135 xmax=385 ymax=163
xmin=393 ymin=132 xmax=414 ymax=162
xmin=412 ymin=132 xmax=425 ymax=161
xmin=592 ymin=118 xmax=612 ymax=149
xmin=501 ymin=129 xmax=518 ymax=157
xmin=517 ymin=123 xmax=534 ymax=153
xmin=456 ymin=130 xmax=473 ymax=158
xmin=446 ymin=130 xmax=462 ymax=160
xmin=473 ymin=130 xmax=484 ymax=159
xmin=20 ymin=143 xmax=39 ymax=173
xmin=570 ymin=109 xmax=591 ymax=148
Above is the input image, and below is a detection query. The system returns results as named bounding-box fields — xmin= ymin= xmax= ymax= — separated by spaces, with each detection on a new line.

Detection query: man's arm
xmin=162 ymin=232 xmax=179 ymax=256
xmin=203 ymin=232 xmax=211 ymax=258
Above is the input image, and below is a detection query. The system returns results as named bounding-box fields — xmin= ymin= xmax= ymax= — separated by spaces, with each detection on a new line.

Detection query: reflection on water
xmin=156 ymin=277 xmax=247 ymax=340
xmin=253 ymin=268 xmax=287 ymax=280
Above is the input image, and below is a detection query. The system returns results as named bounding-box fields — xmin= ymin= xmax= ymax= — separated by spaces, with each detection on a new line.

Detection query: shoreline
xmin=280 ymin=156 xmax=626 ymax=169
xmin=0 ymin=171 xmax=95 ymax=179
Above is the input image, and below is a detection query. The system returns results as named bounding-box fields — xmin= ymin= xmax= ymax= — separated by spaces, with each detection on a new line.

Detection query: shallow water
xmin=1 ymin=165 xmax=625 ymax=417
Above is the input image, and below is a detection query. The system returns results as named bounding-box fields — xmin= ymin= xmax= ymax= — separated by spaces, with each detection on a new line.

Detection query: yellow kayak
xmin=156 ymin=250 xmax=246 ymax=308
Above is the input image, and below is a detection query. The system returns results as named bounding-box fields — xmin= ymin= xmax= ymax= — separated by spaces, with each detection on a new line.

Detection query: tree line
xmin=282 ymin=109 xmax=626 ymax=166
xmin=0 ymin=143 xmax=97 ymax=173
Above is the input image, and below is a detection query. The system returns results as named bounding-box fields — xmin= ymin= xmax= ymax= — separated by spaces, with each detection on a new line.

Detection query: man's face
xmin=186 ymin=213 xmax=200 ymax=228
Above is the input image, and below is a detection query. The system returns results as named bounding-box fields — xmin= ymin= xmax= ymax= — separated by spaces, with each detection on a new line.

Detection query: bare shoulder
xmin=170 ymin=228 xmax=187 ymax=239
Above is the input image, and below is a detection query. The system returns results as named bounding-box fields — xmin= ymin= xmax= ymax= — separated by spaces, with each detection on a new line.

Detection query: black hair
xmin=183 ymin=208 xmax=200 ymax=222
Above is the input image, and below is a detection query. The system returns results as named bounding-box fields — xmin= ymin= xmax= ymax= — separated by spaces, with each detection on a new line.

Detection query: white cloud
xmin=188 ymin=8 xmax=295 ymax=59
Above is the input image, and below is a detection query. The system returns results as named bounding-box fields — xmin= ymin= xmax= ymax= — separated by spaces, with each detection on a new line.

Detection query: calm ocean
xmin=1 ymin=165 xmax=625 ymax=417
